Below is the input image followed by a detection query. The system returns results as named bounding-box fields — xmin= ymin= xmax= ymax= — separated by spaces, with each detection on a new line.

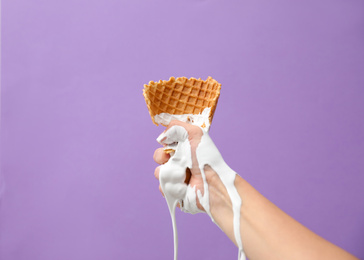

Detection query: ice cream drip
xmin=156 ymin=113 xmax=246 ymax=260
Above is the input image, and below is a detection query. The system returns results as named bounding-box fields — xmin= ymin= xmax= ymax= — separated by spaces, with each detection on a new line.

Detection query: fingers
xmin=154 ymin=120 xmax=203 ymax=203
xmin=154 ymin=166 xmax=161 ymax=180
xmin=157 ymin=120 xmax=204 ymax=146
xmin=158 ymin=183 xmax=180 ymax=207
xmin=157 ymin=124 xmax=188 ymax=145
xmin=168 ymin=120 xmax=203 ymax=141
xmin=155 ymin=166 xmax=191 ymax=184
xmin=166 ymin=120 xmax=193 ymax=131
xmin=153 ymin=148 xmax=170 ymax=164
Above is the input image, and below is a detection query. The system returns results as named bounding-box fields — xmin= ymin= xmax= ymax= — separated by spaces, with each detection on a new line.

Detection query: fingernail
xmin=156 ymin=132 xmax=167 ymax=144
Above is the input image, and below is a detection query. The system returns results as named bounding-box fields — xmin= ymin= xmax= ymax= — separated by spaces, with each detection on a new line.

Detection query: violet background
xmin=1 ymin=0 xmax=364 ymax=259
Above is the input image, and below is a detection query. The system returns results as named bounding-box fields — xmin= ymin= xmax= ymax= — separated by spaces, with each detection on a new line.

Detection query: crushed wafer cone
xmin=143 ymin=76 xmax=221 ymax=127
xmin=164 ymin=148 xmax=176 ymax=156
xmin=164 ymin=149 xmax=175 ymax=154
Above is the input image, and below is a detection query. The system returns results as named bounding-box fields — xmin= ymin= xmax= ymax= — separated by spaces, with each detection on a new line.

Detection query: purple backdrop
xmin=1 ymin=0 xmax=363 ymax=259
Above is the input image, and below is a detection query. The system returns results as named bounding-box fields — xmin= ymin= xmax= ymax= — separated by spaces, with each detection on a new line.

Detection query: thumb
xmin=157 ymin=125 xmax=188 ymax=145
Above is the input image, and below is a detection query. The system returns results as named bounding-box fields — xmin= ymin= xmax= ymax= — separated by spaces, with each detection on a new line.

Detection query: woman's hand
xmin=153 ymin=120 xmax=208 ymax=211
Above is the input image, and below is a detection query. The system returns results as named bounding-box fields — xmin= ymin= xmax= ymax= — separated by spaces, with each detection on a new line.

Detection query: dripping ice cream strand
xmin=157 ymin=125 xmax=192 ymax=260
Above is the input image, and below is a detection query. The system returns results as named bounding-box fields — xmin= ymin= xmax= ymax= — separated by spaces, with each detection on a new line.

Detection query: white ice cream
xmin=154 ymin=107 xmax=212 ymax=130
xmin=156 ymin=111 xmax=246 ymax=260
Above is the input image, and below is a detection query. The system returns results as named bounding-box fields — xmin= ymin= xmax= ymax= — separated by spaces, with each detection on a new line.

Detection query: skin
xmin=153 ymin=120 xmax=359 ymax=260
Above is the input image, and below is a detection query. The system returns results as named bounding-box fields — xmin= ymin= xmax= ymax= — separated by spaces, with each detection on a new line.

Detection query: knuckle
xmin=169 ymin=120 xmax=180 ymax=126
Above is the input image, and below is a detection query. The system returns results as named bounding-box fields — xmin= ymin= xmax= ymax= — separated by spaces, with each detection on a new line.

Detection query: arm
xmin=205 ymin=167 xmax=358 ymax=260
xmin=153 ymin=121 xmax=358 ymax=260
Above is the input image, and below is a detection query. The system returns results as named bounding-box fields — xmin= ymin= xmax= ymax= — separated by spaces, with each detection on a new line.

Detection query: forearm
xmin=206 ymin=169 xmax=358 ymax=260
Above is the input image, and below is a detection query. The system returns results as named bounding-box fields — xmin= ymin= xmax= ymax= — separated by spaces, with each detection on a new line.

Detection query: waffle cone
xmin=143 ymin=76 xmax=221 ymax=127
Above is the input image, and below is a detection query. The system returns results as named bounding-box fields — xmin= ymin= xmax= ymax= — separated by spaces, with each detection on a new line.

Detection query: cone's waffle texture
xmin=143 ymin=77 xmax=221 ymax=126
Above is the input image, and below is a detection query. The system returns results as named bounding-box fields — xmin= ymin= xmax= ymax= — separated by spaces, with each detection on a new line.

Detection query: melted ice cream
xmin=154 ymin=107 xmax=212 ymax=130
xmin=156 ymin=112 xmax=246 ymax=260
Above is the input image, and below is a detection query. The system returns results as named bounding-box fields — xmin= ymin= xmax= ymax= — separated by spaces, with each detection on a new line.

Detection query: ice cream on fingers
xmin=143 ymin=77 xmax=246 ymax=260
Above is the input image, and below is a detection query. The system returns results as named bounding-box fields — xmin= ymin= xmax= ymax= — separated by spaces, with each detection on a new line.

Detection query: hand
xmin=153 ymin=120 xmax=207 ymax=212
xmin=152 ymin=122 xmax=360 ymax=260
xmin=153 ymin=120 xmax=242 ymax=248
